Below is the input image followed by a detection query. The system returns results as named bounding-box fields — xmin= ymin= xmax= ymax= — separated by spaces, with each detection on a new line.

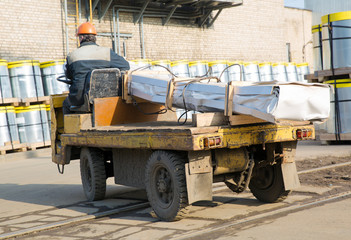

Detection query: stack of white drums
xmin=272 ymin=63 xmax=288 ymax=82
xmin=286 ymin=62 xmax=299 ymax=82
xmin=15 ymin=104 xmax=50 ymax=144
xmin=318 ymin=11 xmax=351 ymax=136
xmin=171 ymin=60 xmax=190 ymax=77
xmin=312 ymin=24 xmax=323 ymax=70
xmin=322 ymin=11 xmax=351 ymax=69
xmin=130 ymin=59 xmax=151 ymax=70
xmin=0 ymin=106 xmax=19 ymax=147
xmin=189 ymin=61 xmax=209 ymax=78
xmin=259 ymin=62 xmax=273 ymax=82
xmin=297 ymin=63 xmax=310 ymax=82
xmin=227 ymin=61 xmax=245 ymax=81
xmin=0 ymin=60 xmax=13 ymax=100
xmin=151 ymin=60 xmax=171 ymax=71
xmin=322 ymin=79 xmax=351 ymax=134
xmin=243 ymin=61 xmax=261 ymax=82
xmin=8 ymin=60 xmax=44 ymax=99
xmin=209 ymin=60 xmax=229 ymax=83
xmin=40 ymin=60 xmax=69 ymax=95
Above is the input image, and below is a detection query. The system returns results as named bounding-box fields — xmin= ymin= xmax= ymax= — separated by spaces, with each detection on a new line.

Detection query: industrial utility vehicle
xmin=51 ymin=68 xmax=314 ymax=221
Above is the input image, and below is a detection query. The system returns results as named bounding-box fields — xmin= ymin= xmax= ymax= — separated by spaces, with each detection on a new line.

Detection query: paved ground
xmin=0 ymin=140 xmax=350 ymax=239
xmin=295 ymin=140 xmax=351 ymax=160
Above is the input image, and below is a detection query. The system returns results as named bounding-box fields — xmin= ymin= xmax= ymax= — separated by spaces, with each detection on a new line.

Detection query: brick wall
xmin=0 ymin=0 xmax=65 ymax=62
xmin=0 ymin=0 xmax=313 ymax=68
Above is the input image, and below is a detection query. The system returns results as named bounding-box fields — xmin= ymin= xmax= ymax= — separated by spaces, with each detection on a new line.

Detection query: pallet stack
xmin=0 ymin=59 xmax=55 ymax=155
xmin=305 ymin=68 xmax=351 ymax=142
xmin=305 ymin=11 xmax=351 ymax=143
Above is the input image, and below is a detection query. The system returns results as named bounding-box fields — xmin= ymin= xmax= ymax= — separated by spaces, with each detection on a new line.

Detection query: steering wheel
xmin=57 ymin=75 xmax=72 ymax=84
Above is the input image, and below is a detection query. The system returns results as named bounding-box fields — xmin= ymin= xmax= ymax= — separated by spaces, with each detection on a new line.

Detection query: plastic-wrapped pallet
xmin=127 ymin=70 xmax=331 ymax=123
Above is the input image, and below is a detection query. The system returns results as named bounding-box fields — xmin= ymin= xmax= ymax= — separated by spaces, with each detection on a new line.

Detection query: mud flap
xmin=185 ymin=151 xmax=213 ymax=204
xmin=281 ymin=162 xmax=300 ymax=190
xmin=280 ymin=141 xmax=300 ymax=190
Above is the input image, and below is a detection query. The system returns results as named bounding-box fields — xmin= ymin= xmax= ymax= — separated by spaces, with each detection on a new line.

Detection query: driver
xmin=63 ymin=22 xmax=130 ymax=114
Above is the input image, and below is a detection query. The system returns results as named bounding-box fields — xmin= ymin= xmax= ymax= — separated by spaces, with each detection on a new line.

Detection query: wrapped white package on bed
xmin=128 ymin=71 xmax=330 ymax=123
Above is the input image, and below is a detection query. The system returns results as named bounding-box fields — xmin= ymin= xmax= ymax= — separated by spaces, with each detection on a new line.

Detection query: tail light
xmin=295 ymin=129 xmax=313 ymax=140
xmin=202 ymin=136 xmax=222 ymax=149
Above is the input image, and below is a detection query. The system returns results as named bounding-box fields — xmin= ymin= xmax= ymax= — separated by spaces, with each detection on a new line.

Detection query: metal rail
xmin=171 ymin=191 xmax=351 ymax=240
xmin=0 ymin=202 xmax=150 ymax=240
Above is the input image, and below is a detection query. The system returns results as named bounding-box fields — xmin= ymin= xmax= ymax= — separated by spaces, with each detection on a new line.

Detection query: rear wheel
xmin=145 ymin=151 xmax=189 ymax=221
xmin=80 ymin=147 xmax=106 ymax=201
xmin=249 ymin=163 xmax=290 ymax=203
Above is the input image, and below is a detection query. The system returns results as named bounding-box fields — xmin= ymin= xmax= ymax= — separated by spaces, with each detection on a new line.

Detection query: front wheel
xmin=145 ymin=151 xmax=189 ymax=221
xmin=249 ymin=163 xmax=290 ymax=203
xmin=80 ymin=147 xmax=106 ymax=201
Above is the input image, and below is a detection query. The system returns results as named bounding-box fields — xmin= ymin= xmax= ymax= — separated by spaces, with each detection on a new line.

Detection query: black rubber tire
xmin=145 ymin=151 xmax=189 ymax=221
xmin=80 ymin=147 xmax=106 ymax=201
xmin=249 ymin=163 xmax=291 ymax=203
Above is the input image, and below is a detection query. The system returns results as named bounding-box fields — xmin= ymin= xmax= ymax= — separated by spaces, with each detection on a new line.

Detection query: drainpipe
xmin=140 ymin=16 xmax=145 ymax=59
xmin=113 ymin=6 xmax=147 ymax=58
xmin=64 ymin=0 xmax=69 ymax=55
xmin=111 ymin=5 xmax=203 ymax=59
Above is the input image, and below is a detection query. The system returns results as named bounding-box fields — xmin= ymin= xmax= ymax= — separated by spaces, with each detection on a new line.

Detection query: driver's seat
xmin=70 ymin=68 xmax=122 ymax=113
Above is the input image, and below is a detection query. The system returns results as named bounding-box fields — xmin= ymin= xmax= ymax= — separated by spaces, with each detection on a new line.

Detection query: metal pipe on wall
xmin=111 ymin=4 xmax=215 ymax=59
xmin=64 ymin=0 xmax=69 ymax=55
xmin=140 ymin=16 xmax=145 ymax=59
xmin=113 ymin=7 xmax=145 ymax=58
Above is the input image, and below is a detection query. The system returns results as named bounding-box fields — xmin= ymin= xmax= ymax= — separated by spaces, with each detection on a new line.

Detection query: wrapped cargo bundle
xmin=127 ymin=70 xmax=331 ymax=123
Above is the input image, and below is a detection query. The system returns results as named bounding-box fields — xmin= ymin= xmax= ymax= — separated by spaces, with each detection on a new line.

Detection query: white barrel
xmin=0 ymin=106 xmax=11 ymax=146
xmin=130 ymin=59 xmax=152 ymax=70
xmin=227 ymin=61 xmax=245 ymax=81
xmin=272 ymin=63 xmax=288 ymax=82
xmin=243 ymin=61 xmax=260 ymax=82
xmin=259 ymin=62 xmax=273 ymax=82
xmin=0 ymin=106 xmax=19 ymax=146
xmin=15 ymin=104 xmax=50 ymax=144
xmin=297 ymin=63 xmax=310 ymax=82
xmin=151 ymin=60 xmax=171 ymax=72
xmin=8 ymin=60 xmax=44 ymax=99
xmin=40 ymin=60 xmax=69 ymax=95
xmin=0 ymin=60 xmax=13 ymax=99
xmin=322 ymin=11 xmax=351 ymax=69
xmin=46 ymin=104 xmax=51 ymax=129
xmin=324 ymin=79 xmax=351 ymax=134
xmin=171 ymin=61 xmax=191 ymax=120
xmin=312 ymin=24 xmax=323 ymax=70
xmin=209 ymin=60 xmax=229 ymax=83
xmin=171 ymin=60 xmax=190 ymax=77
xmin=189 ymin=61 xmax=209 ymax=78
xmin=286 ymin=62 xmax=299 ymax=82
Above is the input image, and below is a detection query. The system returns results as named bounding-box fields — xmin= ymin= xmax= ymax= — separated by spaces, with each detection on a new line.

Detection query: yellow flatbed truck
xmin=51 ymin=69 xmax=314 ymax=221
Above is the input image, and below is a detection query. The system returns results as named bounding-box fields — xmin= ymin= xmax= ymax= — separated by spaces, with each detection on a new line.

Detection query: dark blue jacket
xmin=65 ymin=42 xmax=130 ymax=106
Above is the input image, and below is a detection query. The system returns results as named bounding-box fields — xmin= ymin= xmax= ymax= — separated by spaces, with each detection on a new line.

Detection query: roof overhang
xmin=94 ymin=0 xmax=243 ymax=27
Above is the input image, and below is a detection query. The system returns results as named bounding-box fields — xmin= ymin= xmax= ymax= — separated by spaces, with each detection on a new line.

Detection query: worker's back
xmin=66 ymin=42 xmax=129 ymax=107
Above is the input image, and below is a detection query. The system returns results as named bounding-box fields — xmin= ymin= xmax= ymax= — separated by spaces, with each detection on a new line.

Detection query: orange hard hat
xmin=77 ymin=22 xmax=97 ymax=35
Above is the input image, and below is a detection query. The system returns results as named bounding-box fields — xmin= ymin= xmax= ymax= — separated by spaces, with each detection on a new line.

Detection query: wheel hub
xmin=253 ymin=165 xmax=274 ymax=189
xmin=157 ymin=179 xmax=168 ymax=192
xmin=154 ymin=167 xmax=173 ymax=205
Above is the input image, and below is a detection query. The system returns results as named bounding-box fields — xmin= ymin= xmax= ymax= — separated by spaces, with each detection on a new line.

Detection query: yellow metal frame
xmin=55 ymin=122 xmax=314 ymax=164
xmin=51 ymin=93 xmax=315 ymax=165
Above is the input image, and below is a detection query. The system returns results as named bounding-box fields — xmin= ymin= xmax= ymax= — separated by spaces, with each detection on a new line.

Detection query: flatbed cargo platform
xmin=58 ymin=119 xmax=314 ymax=157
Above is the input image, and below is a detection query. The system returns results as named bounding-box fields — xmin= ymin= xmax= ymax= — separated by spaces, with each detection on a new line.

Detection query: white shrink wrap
xmin=127 ymin=71 xmax=331 ymax=123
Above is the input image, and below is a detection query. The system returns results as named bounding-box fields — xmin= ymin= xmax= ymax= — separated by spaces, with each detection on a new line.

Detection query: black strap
xmin=4 ymin=108 xmax=14 ymax=148
xmin=318 ymin=25 xmax=324 ymax=70
xmin=328 ymin=17 xmax=342 ymax=141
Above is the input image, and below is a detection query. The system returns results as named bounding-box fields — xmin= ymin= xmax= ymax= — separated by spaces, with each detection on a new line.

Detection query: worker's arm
xmin=65 ymin=56 xmax=74 ymax=80
xmin=110 ymin=50 xmax=130 ymax=71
